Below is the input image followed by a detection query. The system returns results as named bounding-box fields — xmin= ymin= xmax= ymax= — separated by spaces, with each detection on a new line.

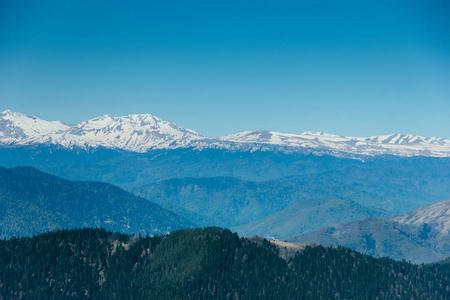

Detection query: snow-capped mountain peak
xmin=0 ymin=111 xmax=203 ymax=151
xmin=75 ymin=113 xmax=200 ymax=135
xmin=2 ymin=109 xmax=16 ymax=117
xmin=63 ymin=113 xmax=204 ymax=151
xmin=0 ymin=110 xmax=69 ymax=143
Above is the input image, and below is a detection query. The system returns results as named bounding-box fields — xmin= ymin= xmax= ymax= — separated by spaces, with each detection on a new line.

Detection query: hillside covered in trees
xmin=1 ymin=227 xmax=450 ymax=299
xmin=0 ymin=166 xmax=193 ymax=238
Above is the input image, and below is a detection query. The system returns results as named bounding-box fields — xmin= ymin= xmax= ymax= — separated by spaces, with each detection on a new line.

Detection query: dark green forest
xmin=1 ymin=227 xmax=450 ymax=299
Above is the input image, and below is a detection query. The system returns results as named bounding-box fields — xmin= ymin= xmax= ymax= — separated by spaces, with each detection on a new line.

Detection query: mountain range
xmin=1 ymin=109 xmax=450 ymax=264
xmin=132 ymin=163 xmax=450 ymax=231
xmin=2 ymin=164 xmax=450 ymax=263
xmin=2 ymin=110 xmax=450 ymax=157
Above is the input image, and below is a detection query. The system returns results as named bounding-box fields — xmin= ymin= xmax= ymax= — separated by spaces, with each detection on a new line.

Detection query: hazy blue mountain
xmin=132 ymin=176 xmax=300 ymax=228
xmin=0 ymin=145 xmax=363 ymax=188
xmin=133 ymin=177 xmax=394 ymax=229
xmin=132 ymin=162 xmax=450 ymax=230
xmin=233 ymin=198 xmax=390 ymax=239
xmin=289 ymin=200 xmax=450 ymax=263
xmin=284 ymin=163 xmax=450 ymax=213
xmin=1 ymin=146 xmax=448 ymax=215
xmin=0 ymin=166 xmax=193 ymax=238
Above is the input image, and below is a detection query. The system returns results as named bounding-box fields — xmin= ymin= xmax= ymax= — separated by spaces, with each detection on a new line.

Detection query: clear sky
xmin=1 ymin=0 xmax=449 ymax=138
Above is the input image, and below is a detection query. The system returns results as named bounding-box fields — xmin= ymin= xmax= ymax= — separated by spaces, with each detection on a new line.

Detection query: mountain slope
xmin=0 ymin=166 xmax=193 ymax=238
xmin=2 ymin=110 xmax=450 ymax=157
xmin=392 ymin=199 xmax=450 ymax=234
xmin=234 ymin=198 xmax=389 ymax=239
xmin=2 ymin=227 xmax=450 ymax=299
xmin=132 ymin=177 xmax=297 ymax=227
xmin=288 ymin=217 xmax=445 ymax=263
xmin=289 ymin=199 xmax=450 ymax=263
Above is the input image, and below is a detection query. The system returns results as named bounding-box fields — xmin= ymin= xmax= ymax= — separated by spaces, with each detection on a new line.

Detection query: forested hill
xmin=0 ymin=166 xmax=193 ymax=238
xmin=2 ymin=228 xmax=450 ymax=299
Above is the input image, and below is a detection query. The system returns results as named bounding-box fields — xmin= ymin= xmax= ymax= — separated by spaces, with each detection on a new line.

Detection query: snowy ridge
xmin=220 ymin=130 xmax=450 ymax=157
xmin=1 ymin=110 xmax=450 ymax=157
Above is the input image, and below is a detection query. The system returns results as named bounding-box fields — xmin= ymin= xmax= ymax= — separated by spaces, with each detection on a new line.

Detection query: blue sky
xmin=1 ymin=0 xmax=449 ymax=138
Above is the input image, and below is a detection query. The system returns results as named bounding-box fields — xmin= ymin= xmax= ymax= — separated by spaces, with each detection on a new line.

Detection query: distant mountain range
xmin=2 ymin=110 xmax=450 ymax=157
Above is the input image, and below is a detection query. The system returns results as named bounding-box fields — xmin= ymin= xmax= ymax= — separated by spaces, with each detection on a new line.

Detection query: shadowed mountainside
xmin=0 ymin=166 xmax=193 ymax=238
